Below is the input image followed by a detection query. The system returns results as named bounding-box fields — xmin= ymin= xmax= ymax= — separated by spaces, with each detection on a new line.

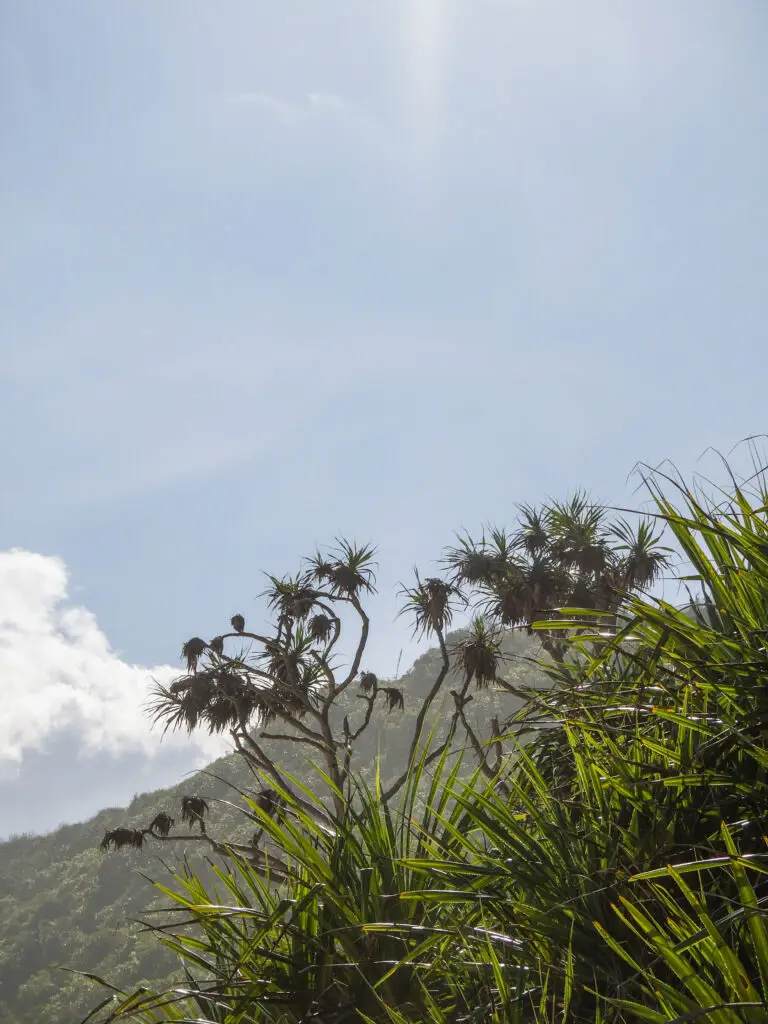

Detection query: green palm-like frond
xmin=399 ymin=573 xmax=464 ymax=638
xmin=514 ymin=503 xmax=551 ymax=557
xmin=308 ymin=538 xmax=378 ymax=597
xmin=452 ymin=617 xmax=502 ymax=688
xmin=609 ymin=516 xmax=674 ymax=592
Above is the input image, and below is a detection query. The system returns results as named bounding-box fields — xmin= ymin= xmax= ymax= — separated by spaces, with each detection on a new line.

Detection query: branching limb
xmin=350 ymin=689 xmax=378 ymax=742
xmin=233 ymin=732 xmax=336 ymax=827
xmin=494 ymin=678 xmax=541 ymax=701
xmin=260 ymin=732 xmax=332 ymax=756
xmin=329 ymin=595 xmax=370 ymax=702
xmin=453 ymin=698 xmax=501 ymax=781
xmin=144 ymin=830 xmax=292 ymax=881
xmin=339 ymin=684 xmax=380 ymax=790
xmin=381 ymin=628 xmax=451 ymax=801
xmin=232 ymin=733 xmax=303 ymax=806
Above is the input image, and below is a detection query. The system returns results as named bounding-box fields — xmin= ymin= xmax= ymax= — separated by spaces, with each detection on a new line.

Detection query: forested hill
xmin=0 ymin=631 xmax=544 ymax=1024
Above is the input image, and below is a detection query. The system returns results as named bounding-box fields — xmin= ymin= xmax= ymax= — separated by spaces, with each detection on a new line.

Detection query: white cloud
xmin=308 ymin=91 xmax=347 ymax=111
xmin=0 ymin=550 xmax=229 ymax=769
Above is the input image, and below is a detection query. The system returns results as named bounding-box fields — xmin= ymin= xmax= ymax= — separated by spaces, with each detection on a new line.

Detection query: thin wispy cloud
xmin=308 ymin=91 xmax=348 ymax=111
xmin=225 ymin=89 xmax=350 ymax=123
xmin=226 ymin=90 xmax=299 ymax=122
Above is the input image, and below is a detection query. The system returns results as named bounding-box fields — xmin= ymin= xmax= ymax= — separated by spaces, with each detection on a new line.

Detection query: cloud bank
xmin=0 ymin=549 xmax=228 ymax=772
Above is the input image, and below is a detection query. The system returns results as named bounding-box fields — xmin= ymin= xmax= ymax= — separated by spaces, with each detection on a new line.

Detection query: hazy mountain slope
xmin=0 ymin=632 xmax=544 ymax=1024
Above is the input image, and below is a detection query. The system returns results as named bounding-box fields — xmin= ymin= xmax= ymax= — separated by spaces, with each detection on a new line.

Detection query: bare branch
xmin=381 ymin=628 xmax=452 ymax=802
xmin=338 ymin=685 xmax=380 ymax=790
xmin=233 ymin=732 xmax=334 ymax=826
xmin=328 ymin=595 xmax=370 ymax=703
xmin=350 ymin=689 xmax=378 ymax=742
xmin=260 ymin=731 xmax=331 ymax=756
xmin=453 ymin=697 xmax=499 ymax=781
xmin=144 ymin=830 xmax=292 ymax=882
xmin=232 ymin=733 xmax=300 ymax=804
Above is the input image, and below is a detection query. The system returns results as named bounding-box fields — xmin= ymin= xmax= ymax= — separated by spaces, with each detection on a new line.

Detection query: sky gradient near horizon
xmin=1 ymin=1 xmax=767 ymax=836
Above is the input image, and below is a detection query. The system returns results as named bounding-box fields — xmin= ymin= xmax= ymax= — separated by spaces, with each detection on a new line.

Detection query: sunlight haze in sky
xmin=1 ymin=0 xmax=766 ymax=835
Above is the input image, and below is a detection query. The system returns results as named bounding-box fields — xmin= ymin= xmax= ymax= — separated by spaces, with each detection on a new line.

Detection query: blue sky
xmin=1 ymin=1 xmax=767 ymax=835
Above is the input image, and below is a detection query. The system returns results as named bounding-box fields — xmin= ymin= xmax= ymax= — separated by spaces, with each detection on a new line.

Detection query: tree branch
xmin=381 ymin=629 xmax=451 ymax=801
xmin=454 ymin=699 xmax=500 ymax=781
xmin=233 ymin=732 xmax=335 ymax=826
xmin=327 ymin=595 xmax=370 ymax=703
xmin=350 ymin=689 xmax=378 ymax=742
xmin=260 ymin=731 xmax=332 ymax=756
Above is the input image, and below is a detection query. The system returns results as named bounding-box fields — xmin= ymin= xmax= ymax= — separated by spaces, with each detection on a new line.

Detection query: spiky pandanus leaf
xmin=168 ymin=676 xmax=189 ymax=696
xmin=308 ymin=551 xmax=335 ymax=584
xmin=265 ymin=574 xmax=321 ymax=624
xmin=213 ymin=669 xmax=248 ymax=699
xmin=181 ymin=637 xmax=207 ymax=673
xmin=200 ymin=670 xmax=262 ymax=732
xmin=514 ymin=503 xmax=551 ymax=556
xmin=310 ymin=539 xmax=377 ymax=596
xmin=453 ymin=617 xmax=501 ymax=688
xmin=182 ymin=675 xmax=215 ymax=729
xmin=444 ymin=533 xmax=504 ymax=585
xmin=253 ymin=788 xmax=283 ymax=816
xmin=99 ymin=828 xmax=145 ymax=852
xmin=252 ymin=691 xmax=278 ymax=726
xmin=487 ymin=575 xmax=529 ymax=626
xmin=545 ymin=492 xmax=612 ymax=578
xmin=180 ymin=796 xmax=209 ymax=832
xmin=287 ymin=587 xmax=319 ymax=620
xmin=148 ymin=812 xmax=174 ymax=837
xmin=264 ymin=644 xmax=303 ymax=687
xmin=526 ymin=552 xmax=571 ymax=605
xmin=400 ymin=574 xmax=463 ymax=638
xmin=202 ymin=695 xmax=241 ymax=733
xmin=258 ymin=634 xmax=319 ymax=718
xmin=151 ymin=674 xmax=214 ymax=734
xmin=309 ymin=612 xmax=333 ymax=643
xmin=567 ymin=576 xmax=600 ymax=609
xmin=422 ymin=577 xmax=454 ymax=631
xmin=299 ymin=657 xmax=323 ymax=690
xmin=328 ymin=562 xmax=366 ymax=595
xmin=382 ymin=686 xmax=405 ymax=712
xmin=610 ymin=517 xmax=674 ymax=592
xmin=359 ymin=670 xmax=378 ymax=693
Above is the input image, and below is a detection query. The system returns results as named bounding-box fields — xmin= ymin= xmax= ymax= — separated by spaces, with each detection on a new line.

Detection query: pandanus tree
xmin=149 ymin=539 xmax=391 ymax=829
xmin=89 ymin=453 xmax=768 ymax=1024
xmin=99 ymin=499 xmax=672 ymax=860
xmin=444 ymin=492 xmax=673 ymax=663
xmin=101 ymin=540 xmax=506 ymax=867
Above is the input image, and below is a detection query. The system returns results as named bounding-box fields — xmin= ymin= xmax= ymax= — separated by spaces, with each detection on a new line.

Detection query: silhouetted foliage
xmin=147 ymin=813 xmax=174 ymax=837
xmin=179 ymin=797 xmax=208 ymax=832
xmin=80 ymin=443 xmax=768 ymax=1024
xmin=99 ymin=829 xmax=145 ymax=852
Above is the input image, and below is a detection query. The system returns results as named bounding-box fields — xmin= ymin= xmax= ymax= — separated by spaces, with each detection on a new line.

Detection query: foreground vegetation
xmin=10 ymin=450 xmax=768 ymax=1023
xmin=84 ymin=455 xmax=768 ymax=1023
xmin=0 ymin=637 xmax=539 ymax=1024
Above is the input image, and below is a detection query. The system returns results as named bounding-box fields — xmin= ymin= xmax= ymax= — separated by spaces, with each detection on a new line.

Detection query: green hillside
xmin=0 ymin=632 xmax=543 ymax=1024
